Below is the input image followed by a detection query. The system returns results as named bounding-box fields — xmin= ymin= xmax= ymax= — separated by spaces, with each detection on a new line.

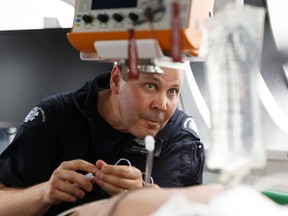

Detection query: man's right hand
xmin=42 ymin=159 xmax=97 ymax=205
xmin=0 ymin=159 xmax=98 ymax=216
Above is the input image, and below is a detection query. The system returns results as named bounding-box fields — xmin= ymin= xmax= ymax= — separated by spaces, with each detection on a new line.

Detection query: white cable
xmin=144 ymin=135 xmax=155 ymax=184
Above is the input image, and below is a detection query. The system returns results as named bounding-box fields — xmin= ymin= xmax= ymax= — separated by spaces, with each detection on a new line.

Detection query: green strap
xmin=262 ymin=190 xmax=288 ymax=205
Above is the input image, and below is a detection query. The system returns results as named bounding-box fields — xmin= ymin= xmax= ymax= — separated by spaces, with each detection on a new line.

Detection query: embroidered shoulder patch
xmin=23 ymin=107 xmax=46 ymax=127
xmin=181 ymin=117 xmax=199 ymax=138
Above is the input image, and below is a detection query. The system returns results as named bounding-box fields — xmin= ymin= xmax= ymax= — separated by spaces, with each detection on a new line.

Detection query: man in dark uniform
xmin=0 ymin=63 xmax=204 ymax=215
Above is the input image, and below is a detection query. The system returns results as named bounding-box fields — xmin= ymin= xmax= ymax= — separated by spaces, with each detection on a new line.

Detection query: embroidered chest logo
xmin=126 ymin=138 xmax=147 ymax=155
xmin=123 ymin=138 xmax=163 ymax=157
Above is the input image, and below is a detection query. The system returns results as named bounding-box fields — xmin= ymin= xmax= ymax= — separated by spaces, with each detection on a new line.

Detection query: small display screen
xmin=92 ymin=0 xmax=138 ymax=10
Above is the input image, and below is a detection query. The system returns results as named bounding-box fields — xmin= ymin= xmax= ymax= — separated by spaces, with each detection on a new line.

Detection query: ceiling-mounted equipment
xmin=67 ymin=0 xmax=214 ymax=62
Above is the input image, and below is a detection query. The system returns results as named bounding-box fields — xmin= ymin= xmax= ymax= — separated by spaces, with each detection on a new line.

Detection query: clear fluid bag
xmin=205 ymin=3 xmax=266 ymax=184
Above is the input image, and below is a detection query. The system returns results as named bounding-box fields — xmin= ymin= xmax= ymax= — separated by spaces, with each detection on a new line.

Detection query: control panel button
xmin=128 ymin=13 xmax=139 ymax=23
xmin=82 ymin=14 xmax=94 ymax=24
xmin=112 ymin=13 xmax=124 ymax=22
xmin=97 ymin=14 xmax=109 ymax=23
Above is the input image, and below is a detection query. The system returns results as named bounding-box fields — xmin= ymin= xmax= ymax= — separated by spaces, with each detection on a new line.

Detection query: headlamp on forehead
xmin=117 ymin=59 xmax=164 ymax=74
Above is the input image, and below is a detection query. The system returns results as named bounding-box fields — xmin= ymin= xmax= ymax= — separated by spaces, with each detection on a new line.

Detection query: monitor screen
xmin=0 ymin=28 xmax=112 ymax=128
xmin=91 ymin=0 xmax=138 ymax=9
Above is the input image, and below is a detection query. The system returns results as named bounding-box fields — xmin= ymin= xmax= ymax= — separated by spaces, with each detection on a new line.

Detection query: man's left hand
xmin=94 ymin=160 xmax=143 ymax=195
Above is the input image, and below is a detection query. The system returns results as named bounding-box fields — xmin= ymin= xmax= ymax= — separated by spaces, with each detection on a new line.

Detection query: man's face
xmin=115 ymin=67 xmax=184 ymax=139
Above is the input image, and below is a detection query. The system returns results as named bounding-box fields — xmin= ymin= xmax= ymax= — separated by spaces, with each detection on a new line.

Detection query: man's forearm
xmin=0 ymin=182 xmax=51 ymax=216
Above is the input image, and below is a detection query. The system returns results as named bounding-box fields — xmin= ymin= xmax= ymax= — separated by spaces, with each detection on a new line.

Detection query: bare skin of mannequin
xmin=68 ymin=184 xmax=223 ymax=216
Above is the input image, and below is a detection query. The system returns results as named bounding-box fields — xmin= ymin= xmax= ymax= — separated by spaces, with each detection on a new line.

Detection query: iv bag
xmin=205 ymin=3 xmax=266 ymax=183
